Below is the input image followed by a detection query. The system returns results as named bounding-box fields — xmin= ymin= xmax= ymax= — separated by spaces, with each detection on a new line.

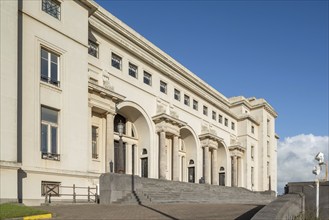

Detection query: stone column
xmin=159 ymin=131 xmax=167 ymax=179
xmin=232 ymin=155 xmax=238 ymax=187
xmin=106 ymin=113 xmax=115 ymax=173
xmin=172 ymin=135 xmax=179 ymax=181
xmin=204 ymin=146 xmax=211 ymax=184
xmin=211 ymin=148 xmax=218 ymax=185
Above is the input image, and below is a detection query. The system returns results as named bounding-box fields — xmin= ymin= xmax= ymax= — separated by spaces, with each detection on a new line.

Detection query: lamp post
xmin=117 ymin=121 xmax=125 ymax=174
xmin=312 ymin=152 xmax=326 ymax=219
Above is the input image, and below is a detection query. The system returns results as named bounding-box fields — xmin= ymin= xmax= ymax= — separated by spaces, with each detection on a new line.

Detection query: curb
xmin=23 ymin=213 xmax=52 ymax=220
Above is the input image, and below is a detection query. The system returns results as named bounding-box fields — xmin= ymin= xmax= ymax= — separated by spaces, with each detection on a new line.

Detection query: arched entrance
xmin=217 ymin=142 xmax=229 ymax=186
xmin=114 ymin=102 xmax=152 ymax=177
xmin=180 ymin=127 xmax=198 ymax=183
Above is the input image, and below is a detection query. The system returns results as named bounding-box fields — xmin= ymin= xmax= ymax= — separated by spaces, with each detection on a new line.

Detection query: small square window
xmin=193 ymin=100 xmax=198 ymax=111
xmin=88 ymin=40 xmax=98 ymax=58
xmin=224 ymin=118 xmax=228 ymax=127
xmin=218 ymin=114 xmax=223 ymax=123
xmin=160 ymin=81 xmax=167 ymax=94
xmin=203 ymin=106 xmax=208 ymax=116
xmin=174 ymin=89 xmax=181 ymax=101
xmin=212 ymin=111 xmax=216 ymax=120
xmin=184 ymin=95 xmax=190 ymax=106
xmin=143 ymin=71 xmax=152 ymax=86
xmin=111 ymin=53 xmax=122 ymax=70
xmin=128 ymin=63 xmax=138 ymax=78
xmin=42 ymin=0 xmax=61 ymax=20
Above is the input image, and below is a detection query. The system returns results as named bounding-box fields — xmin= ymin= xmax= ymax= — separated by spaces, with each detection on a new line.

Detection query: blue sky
xmin=95 ymin=0 xmax=329 ymax=192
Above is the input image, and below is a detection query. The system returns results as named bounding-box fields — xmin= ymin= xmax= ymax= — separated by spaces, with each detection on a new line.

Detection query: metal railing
xmin=44 ymin=184 xmax=98 ymax=204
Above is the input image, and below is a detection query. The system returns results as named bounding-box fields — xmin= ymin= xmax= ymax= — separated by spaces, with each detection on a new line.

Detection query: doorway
xmin=114 ymin=140 xmax=126 ymax=173
xmin=141 ymin=157 xmax=148 ymax=178
xmin=188 ymin=167 xmax=195 ymax=183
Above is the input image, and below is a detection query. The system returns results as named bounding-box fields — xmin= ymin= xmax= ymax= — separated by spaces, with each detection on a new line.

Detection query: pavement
xmin=35 ymin=203 xmax=265 ymax=220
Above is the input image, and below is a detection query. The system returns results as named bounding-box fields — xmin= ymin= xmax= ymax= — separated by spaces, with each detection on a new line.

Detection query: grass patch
xmin=0 ymin=203 xmax=50 ymax=220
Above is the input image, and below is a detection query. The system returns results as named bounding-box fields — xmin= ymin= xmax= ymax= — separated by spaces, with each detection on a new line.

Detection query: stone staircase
xmin=100 ymin=173 xmax=275 ymax=205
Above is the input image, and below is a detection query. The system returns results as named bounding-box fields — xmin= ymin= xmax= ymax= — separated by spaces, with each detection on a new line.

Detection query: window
xmin=41 ymin=48 xmax=60 ymax=86
xmin=251 ymin=125 xmax=255 ymax=134
xmin=42 ymin=0 xmax=61 ymax=20
xmin=92 ymin=126 xmax=98 ymax=159
xmin=251 ymin=146 xmax=254 ymax=160
xmin=128 ymin=63 xmax=138 ymax=78
xmin=184 ymin=95 xmax=190 ymax=106
xmin=267 ymin=141 xmax=270 ymax=157
xmin=218 ymin=114 xmax=223 ymax=124
xmin=143 ymin=71 xmax=152 ymax=85
xmin=174 ymin=89 xmax=181 ymax=101
xmin=203 ymin=106 xmax=208 ymax=116
xmin=231 ymin=122 xmax=234 ymax=130
xmin=251 ymin=167 xmax=254 ymax=187
xmin=88 ymin=40 xmax=98 ymax=58
xmin=267 ymin=119 xmax=270 ymax=136
xmin=267 ymin=161 xmax=270 ymax=177
xmin=41 ymin=106 xmax=59 ymax=161
xmin=111 ymin=53 xmax=122 ymax=70
xmin=212 ymin=111 xmax=216 ymax=120
xmin=41 ymin=181 xmax=60 ymax=197
xmin=160 ymin=81 xmax=167 ymax=94
xmin=193 ymin=100 xmax=198 ymax=110
xmin=224 ymin=118 xmax=228 ymax=127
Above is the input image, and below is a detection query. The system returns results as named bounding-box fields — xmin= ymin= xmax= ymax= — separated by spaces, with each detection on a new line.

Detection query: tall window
xmin=212 ymin=111 xmax=216 ymax=120
xmin=251 ymin=146 xmax=254 ymax=160
xmin=174 ymin=89 xmax=181 ymax=101
xmin=88 ymin=40 xmax=98 ymax=58
xmin=184 ymin=94 xmax=190 ymax=106
xmin=251 ymin=125 xmax=255 ymax=134
xmin=42 ymin=0 xmax=61 ymax=20
xmin=92 ymin=126 xmax=98 ymax=159
xmin=160 ymin=81 xmax=167 ymax=94
xmin=41 ymin=106 xmax=59 ymax=160
xmin=143 ymin=71 xmax=152 ymax=85
xmin=41 ymin=48 xmax=60 ymax=86
xmin=111 ymin=53 xmax=122 ymax=70
xmin=251 ymin=167 xmax=254 ymax=187
xmin=218 ymin=114 xmax=223 ymax=124
xmin=203 ymin=106 xmax=208 ymax=116
xmin=267 ymin=161 xmax=270 ymax=177
xmin=193 ymin=100 xmax=198 ymax=111
xmin=231 ymin=122 xmax=235 ymax=130
xmin=128 ymin=63 xmax=138 ymax=78
xmin=267 ymin=119 xmax=270 ymax=136
xmin=267 ymin=141 xmax=270 ymax=157
xmin=224 ymin=118 xmax=228 ymax=127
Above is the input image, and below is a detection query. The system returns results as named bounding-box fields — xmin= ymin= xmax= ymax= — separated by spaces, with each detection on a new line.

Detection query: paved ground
xmin=35 ymin=203 xmax=265 ymax=220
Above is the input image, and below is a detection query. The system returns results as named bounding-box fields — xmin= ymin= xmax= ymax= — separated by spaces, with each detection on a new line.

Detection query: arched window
xmin=142 ymin=148 xmax=148 ymax=155
xmin=220 ymin=166 xmax=225 ymax=172
xmin=189 ymin=160 xmax=194 ymax=165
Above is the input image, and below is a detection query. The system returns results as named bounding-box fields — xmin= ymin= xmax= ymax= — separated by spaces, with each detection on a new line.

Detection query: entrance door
xmin=188 ymin=167 xmax=195 ymax=183
xmin=141 ymin=157 xmax=148 ymax=178
xmin=114 ymin=140 xmax=126 ymax=173
xmin=219 ymin=172 xmax=225 ymax=186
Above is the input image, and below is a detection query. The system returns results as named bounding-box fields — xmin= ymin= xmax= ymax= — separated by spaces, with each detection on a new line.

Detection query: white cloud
xmin=277 ymin=134 xmax=328 ymax=194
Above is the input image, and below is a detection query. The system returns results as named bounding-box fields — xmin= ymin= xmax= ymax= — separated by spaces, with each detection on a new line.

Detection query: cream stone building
xmin=0 ymin=0 xmax=278 ymax=205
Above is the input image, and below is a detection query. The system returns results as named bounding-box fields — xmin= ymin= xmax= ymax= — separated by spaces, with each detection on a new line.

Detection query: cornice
xmin=199 ymin=133 xmax=224 ymax=143
xmin=230 ymin=98 xmax=278 ymax=118
xmin=0 ymin=161 xmax=22 ymax=170
xmin=237 ymin=114 xmax=260 ymax=126
xmin=88 ymin=81 xmax=125 ymax=103
xmin=152 ymin=113 xmax=186 ymax=128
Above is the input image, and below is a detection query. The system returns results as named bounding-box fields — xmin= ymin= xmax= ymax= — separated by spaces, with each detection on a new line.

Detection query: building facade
xmin=0 ymin=0 xmax=278 ymax=205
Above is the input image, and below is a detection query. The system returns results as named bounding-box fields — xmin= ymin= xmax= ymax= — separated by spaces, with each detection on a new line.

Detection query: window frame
xmin=224 ymin=118 xmax=228 ymax=127
xmin=218 ymin=114 xmax=223 ymax=124
xmin=111 ymin=53 xmax=122 ymax=70
xmin=40 ymin=47 xmax=60 ymax=87
xmin=184 ymin=94 xmax=190 ymax=106
xmin=92 ymin=126 xmax=99 ymax=159
xmin=231 ymin=122 xmax=235 ymax=130
xmin=88 ymin=40 xmax=99 ymax=58
xmin=212 ymin=111 xmax=216 ymax=120
xmin=128 ymin=62 xmax=138 ymax=78
xmin=41 ymin=106 xmax=60 ymax=161
xmin=143 ymin=71 xmax=152 ymax=86
xmin=42 ymin=0 xmax=61 ymax=20
xmin=174 ymin=89 xmax=181 ymax=101
xmin=203 ymin=105 xmax=208 ymax=116
xmin=160 ymin=80 xmax=167 ymax=94
xmin=193 ymin=100 xmax=198 ymax=111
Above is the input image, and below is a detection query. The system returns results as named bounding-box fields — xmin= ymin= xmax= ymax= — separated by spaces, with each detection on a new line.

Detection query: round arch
xmin=217 ymin=141 xmax=230 ymax=186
